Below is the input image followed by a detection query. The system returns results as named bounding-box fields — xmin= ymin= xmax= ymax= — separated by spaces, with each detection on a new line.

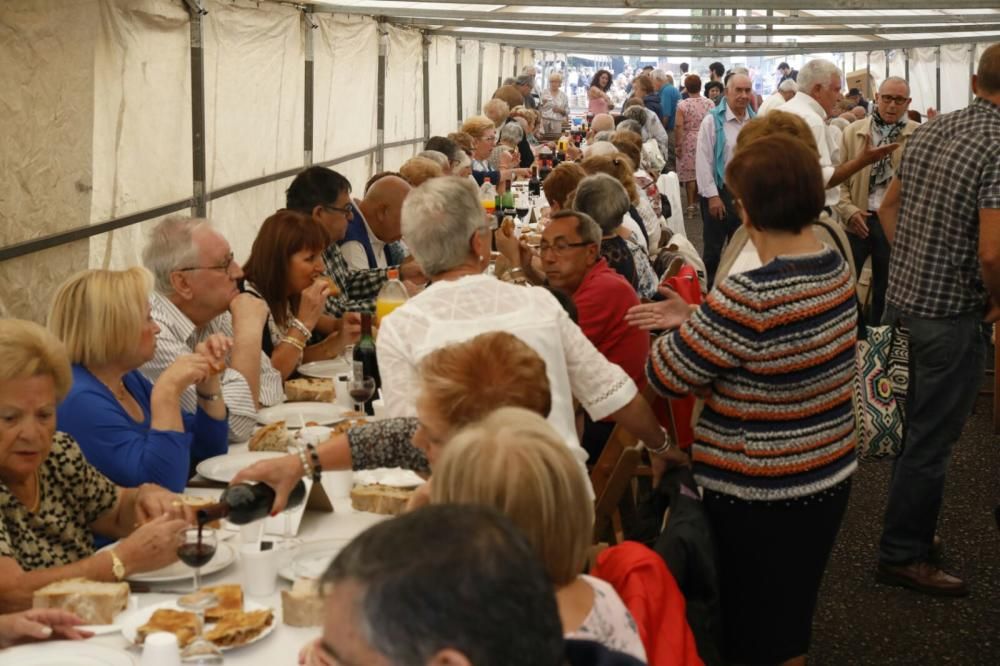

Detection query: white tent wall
xmin=480 ymin=42 xmax=501 ymax=107
xmin=0 ymin=0 xmax=97 ymax=322
xmin=940 ymin=44 xmax=973 ymax=113
xmin=428 ymin=36 xmax=459 ymax=137
xmin=89 ymin=0 xmax=192 ymax=271
xmin=460 ymin=39 xmax=481 ymax=120
xmin=382 ymin=25 xmax=425 ymax=171
xmin=500 ymin=45 xmax=516 ymax=82
xmin=868 ymin=50 xmax=887 ymax=92
xmin=908 ymin=47 xmax=938 ymax=116
xmin=889 ymin=49 xmax=906 ymax=84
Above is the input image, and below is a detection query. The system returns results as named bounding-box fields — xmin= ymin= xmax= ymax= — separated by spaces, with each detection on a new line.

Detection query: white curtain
xmin=500 ymin=45 xmax=516 ymax=82
xmin=908 ymin=47 xmax=937 ymax=117
xmin=940 ymin=44 xmax=972 ymax=113
xmin=481 ymin=42 xmax=501 ymax=107
xmin=383 ymin=25 xmax=423 ymax=170
xmin=428 ymin=36 xmax=458 ymax=137
xmin=888 ymin=49 xmax=906 ymax=82
xmin=867 ymin=51 xmax=886 ymax=93
xmin=461 ymin=39 xmax=481 ymax=120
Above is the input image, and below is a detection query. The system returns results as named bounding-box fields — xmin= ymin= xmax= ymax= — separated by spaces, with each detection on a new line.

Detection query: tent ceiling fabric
xmin=300 ymin=2 xmax=1000 ymax=54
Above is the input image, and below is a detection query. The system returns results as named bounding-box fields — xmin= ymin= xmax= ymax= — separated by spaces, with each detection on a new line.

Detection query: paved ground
xmin=680 ymin=201 xmax=1000 ymax=665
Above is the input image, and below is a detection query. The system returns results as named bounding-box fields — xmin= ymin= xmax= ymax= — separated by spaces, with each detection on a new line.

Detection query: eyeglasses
xmin=878 ymin=94 xmax=910 ymax=105
xmin=539 ymin=240 xmax=593 ymax=256
xmin=322 ymin=203 xmax=354 ymax=217
xmin=175 ymin=252 xmax=237 ymax=275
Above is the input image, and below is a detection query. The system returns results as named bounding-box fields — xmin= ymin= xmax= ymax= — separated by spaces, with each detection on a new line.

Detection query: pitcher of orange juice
xmin=375 ymin=267 xmax=408 ymax=326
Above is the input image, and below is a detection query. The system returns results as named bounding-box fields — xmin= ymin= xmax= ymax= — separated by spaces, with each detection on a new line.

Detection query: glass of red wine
xmin=176 ymin=527 xmax=223 ymax=662
xmin=348 ymin=376 xmax=376 ymax=413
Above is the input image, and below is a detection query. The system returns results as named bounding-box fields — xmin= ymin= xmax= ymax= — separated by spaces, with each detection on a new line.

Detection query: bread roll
xmin=350 ymin=484 xmax=414 ymax=516
xmin=33 ymin=578 xmax=129 ymax=624
xmin=284 ymin=378 xmax=335 ymax=402
xmin=249 ymin=421 xmax=288 ymax=452
xmin=281 ymin=578 xmax=324 ymax=627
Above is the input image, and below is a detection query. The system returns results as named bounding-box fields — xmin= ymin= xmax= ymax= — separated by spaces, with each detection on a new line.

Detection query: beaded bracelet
xmin=296 ymin=445 xmax=312 ymax=479
xmin=305 ymin=443 xmax=322 ymax=483
xmin=646 ymin=427 xmax=674 ymax=456
xmin=290 ymin=317 xmax=312 ymax=339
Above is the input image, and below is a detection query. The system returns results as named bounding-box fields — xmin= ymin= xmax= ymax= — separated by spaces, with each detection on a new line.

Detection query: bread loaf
xmin=284 ymin=378 xmax=335 ymax=402
xmin=249 ymin=421 xmax=288 ymax=452
xmin=33 ymin=578 xmax=129 ymax=624
xmin=350 ymin=484 xmax=414 ymax=516
xmin=281 ymin=578 xmax=324 ymax=627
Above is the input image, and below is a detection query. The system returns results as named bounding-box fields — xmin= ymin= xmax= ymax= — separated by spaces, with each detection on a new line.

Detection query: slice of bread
xmin=350 ymin=484 xmax=414 ymax=516
xmin=285 ymin=378 xmax=335 ymax=402
xmin=203 ymin=609 xmax=274 ymax=647
xmin=201 ymin=584 xmax=244 ymax=621
xmin=136 ymin=608 xmax=201 ymax=648
xmin=281 ymin=578 xmax=324 ymax=627
xmin=249 ymin=421 xmax=288 ymax=452
xmin=32 ymin=577 xmax=129 ymax=624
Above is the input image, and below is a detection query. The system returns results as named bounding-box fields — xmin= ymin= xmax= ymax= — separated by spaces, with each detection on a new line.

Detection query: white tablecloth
xmin=657 ymin=171 xmax=687 ymax=239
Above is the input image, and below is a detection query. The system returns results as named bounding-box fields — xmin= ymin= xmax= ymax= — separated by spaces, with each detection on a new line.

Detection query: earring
xmin=479 ymin=255 xmax=484 ymax=261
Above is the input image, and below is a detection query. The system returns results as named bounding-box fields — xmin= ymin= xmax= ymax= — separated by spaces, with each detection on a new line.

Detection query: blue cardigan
xmin=58 ymin=366 xmax=228 ymax=492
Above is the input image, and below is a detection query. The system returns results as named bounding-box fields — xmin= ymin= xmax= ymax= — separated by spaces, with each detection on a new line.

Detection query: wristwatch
xmin=110 ymin=549 xmax=126 ymax=581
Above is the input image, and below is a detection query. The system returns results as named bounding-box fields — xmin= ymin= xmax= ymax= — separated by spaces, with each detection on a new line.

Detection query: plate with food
xmin=1 ymin=641 xmax=136 ymax=665
xmin=196 ymin=451 xmax=288 ymax=484
xmin=256 ymin=402 xmax=348 ymax=427
xmin=278 ymin=538 xmax=353 ymax=582
xmin=119 ymin=586 xmax=275 ymax=651
xmin=297 ymin=358 xmax=352 ymax=380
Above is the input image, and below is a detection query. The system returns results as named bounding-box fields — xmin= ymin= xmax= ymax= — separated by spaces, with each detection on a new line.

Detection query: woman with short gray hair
xmin=377 ymin=176 xmax=672 ymax=478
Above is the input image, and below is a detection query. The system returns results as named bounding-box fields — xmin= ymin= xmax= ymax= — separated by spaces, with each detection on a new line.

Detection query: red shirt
xmin=573 ymin=259 xmax=650 ymax=384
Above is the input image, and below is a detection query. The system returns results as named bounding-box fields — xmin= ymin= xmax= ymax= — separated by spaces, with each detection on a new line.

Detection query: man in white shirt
xmin=781 ymin=59 xmax=899 ymax=216
xmin=695 ymin=73 xmax=755 ymax=286
xmin=758 ymin=79 xmax=798 ymax=116
xmin=141 ymin=216 xmax=285 ymax=442
xmin=339 ymin=175 xmax=411 ymax=271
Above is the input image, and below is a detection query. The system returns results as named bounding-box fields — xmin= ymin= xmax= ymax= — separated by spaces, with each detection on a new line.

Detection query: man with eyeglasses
xmin=834 ymin=76 xmax=919 ymax=328
xmin=539 ymin=209 xmax=651 ymax=460
xmin=141 ymin=216 xmax=285 ymax=442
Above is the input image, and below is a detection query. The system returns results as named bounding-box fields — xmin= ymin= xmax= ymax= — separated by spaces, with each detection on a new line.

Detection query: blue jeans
xmin=878 ymin=306 xmax=989 ymax=565
xmin=699 ymin=187 xmax=742 ymax=287
xmin=847 ymin=212 xmax=891 ymax=327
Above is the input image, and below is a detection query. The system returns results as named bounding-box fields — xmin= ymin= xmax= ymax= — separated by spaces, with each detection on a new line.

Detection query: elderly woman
xmin=400 ymin=155 xmax=444 ymax=187
xmin=588 ymin=69 xmax=614 ymax=115
xmin=490 ymin=122 xmax=524 ymax=172
xmin=572 ymin=173 xmax=658 ymax=301
xmin=241 ymin=209 xmax=359 ymax=380
xmin=581 ymin=151 xmax=663 ymax=255
xmin=674 ymin=74 xmax=717 ymax=212
xmin=432 ymin=408 xmax=647 ymax=661
xmin=376 ymin=177 xmax=673 ymax=473
xmin=540 ymin=72 xmax=569 ymax=137
xmin=0 ymin=320 xmax=189 ymax=611
xmin=612 ymin=130 xmax=666 ymax=222
xmin=50 ymin=268 xmax=229 ymax=492
xmin=633 ymin=134 xmax=857 ymax=666
xmin=542 ymin=162 xmax=587 ymax=214
xmin=233 ymin=331 xmax=552 ymax=512
xmin=460 ymin=116 xmax=528 ymax=190
xmin=622 ymin=99 xmax=668 ymax=159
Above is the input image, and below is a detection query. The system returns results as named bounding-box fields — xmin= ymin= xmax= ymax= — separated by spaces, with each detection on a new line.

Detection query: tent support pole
xmin=376 ymin=21 xmax=387 ymax=174
xmin=422 ymin=36 xmax=431 ymax=142
xmin=185 ymin=0 xmax=208 ymax=217
xmin=904 ymin=49 xmax=909 ymax=82
xmin=303 ymin=6 xmax=317 ymax=167
xmin=969 ymin=44 xmax=976 ymax=106
xmin=477 ymin=42 xmax=485 ymax=109
xmin=456 ymin=41 xmax=464 ymax=124
xmin=936 ymin=46 xmax=942 ymax=111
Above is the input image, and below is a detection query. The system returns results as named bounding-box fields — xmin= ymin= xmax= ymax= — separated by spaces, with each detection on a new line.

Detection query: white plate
xmin=119 ymin=599 xmax=275 ymax=652
xmin=120 ymin=540 xmax=237 ymax=583
xmin=278 ymin=538 xmax=353 ymax=582
xmin=256 ymin=402 xmax=347 ymax=427
xmin=297 ymin=358 xmax=352 ymax=379
xmin=1 ymin=641 xmax=136 ymax=665
xmin=196 ymin=451 xmax=288 ymax=483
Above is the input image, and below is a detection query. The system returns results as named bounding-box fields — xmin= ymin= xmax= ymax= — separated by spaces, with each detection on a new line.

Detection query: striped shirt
xmin=886 ymin=97 xmax=1000 ymax=318
xmin=141 ymin=292 xmax=285 ymax=443
xmin=647 ymin=247 xmax=858 ymax=501
xmin=322 ymin=242 xmax=387 ymax=317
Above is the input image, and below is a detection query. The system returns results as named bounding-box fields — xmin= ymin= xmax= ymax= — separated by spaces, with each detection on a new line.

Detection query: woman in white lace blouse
xmin=432 ymin=409 xmax=648 ymax=662
xmin=376 ymin=176 xmax=676 ymax=474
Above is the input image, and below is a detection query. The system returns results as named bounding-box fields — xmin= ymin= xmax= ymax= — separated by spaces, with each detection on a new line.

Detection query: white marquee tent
xmin=2 ymin=0 xmax=998 ymax=321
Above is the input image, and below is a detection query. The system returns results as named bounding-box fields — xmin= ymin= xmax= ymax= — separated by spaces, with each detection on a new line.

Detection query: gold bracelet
xmin=280 ymin=335 xmax=306 ymax=352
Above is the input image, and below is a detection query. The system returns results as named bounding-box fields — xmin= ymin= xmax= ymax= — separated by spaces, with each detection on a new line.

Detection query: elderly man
xmin=515 ymin=73 xmax=537 ymax=110
xmin=587 ymin=112 xmax=615 ymax=142
xmin=339 ymin=174 xmax=411 ymax=271
xmin=695 ymin=73 xmax=755 ymax=286
xmin=834 ymin=76 xmax=919 ymax=327
xmin=653 ymin=69 xmax=681 ymax=170
xmin=141 ymin=216 xmax=284 ymax=442
xmin=541 ymin=209 xmax=651 ymax=458
xmin=286 ymin=166 xmax=422 ymax=317
xmin=310 ymin=504 xmax=643 ymax=666
xmin=781 ymin=59 xmax=900 ymax=217
xmin=758 ymin=79 xmax=798 ymax=115
xmin=874 ymin=44 xmax=1000 ymax=597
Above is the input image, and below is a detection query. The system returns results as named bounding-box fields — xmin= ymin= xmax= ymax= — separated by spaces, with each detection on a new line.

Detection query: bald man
xmin=586 ymin=113 xmax=614 ymax=142
xmin=340 ymin=175 xmax=412 ymax=270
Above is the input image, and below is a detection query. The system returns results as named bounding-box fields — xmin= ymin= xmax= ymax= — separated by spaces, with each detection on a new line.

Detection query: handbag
xmin=853 ymin=324 xmax=909 ymax=460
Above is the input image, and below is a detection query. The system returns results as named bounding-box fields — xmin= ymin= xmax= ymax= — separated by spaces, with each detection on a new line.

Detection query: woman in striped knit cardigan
xmin=642 ymin=133 xmax=858 ymax=666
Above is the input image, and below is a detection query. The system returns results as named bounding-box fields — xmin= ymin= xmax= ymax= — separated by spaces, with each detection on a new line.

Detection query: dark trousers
xmin=847 ymin=212 xmax=891 ymax=327
xmin=699 ymin=187 xmax=742 ymax=287
xmin=878 ymin=307 xmax=989 ymax=565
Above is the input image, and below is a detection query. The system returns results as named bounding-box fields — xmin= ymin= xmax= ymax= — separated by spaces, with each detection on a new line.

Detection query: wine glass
xmin=176 ymin=527 xmax=222 ymax=663
xmin=348 ymin=377 xmax=376 ymax=414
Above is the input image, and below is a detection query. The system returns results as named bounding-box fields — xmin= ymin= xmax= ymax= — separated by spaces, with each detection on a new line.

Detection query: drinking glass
xmin=175 ymin=528 xmax=222 ymax=663
xmin=348 ymin=377 xmax=376 ymax=413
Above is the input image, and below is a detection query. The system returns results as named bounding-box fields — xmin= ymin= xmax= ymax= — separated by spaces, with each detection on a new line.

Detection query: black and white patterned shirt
xmin=886 ymin=98 xmax=1000 ymax=318
xmin=142 ymin=292 xmax=285 ymax=442
xmin=0 ymin=433 xmax=118 ymax=570
xmin=322 ymin=243 xmax=387 ymax=317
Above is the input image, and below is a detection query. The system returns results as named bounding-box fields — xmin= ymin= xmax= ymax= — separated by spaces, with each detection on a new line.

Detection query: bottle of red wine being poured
xmin=196 ymin=480 xmax=307 ymax=526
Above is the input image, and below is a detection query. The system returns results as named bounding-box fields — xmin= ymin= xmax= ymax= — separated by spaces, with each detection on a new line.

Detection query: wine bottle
xmin=353 ymin=312 xmax=380 ymax=415
xmin=196 ymin=480 xmax=307 ymax=526
xmin=528 ymin=165 xmax=541 ymax=196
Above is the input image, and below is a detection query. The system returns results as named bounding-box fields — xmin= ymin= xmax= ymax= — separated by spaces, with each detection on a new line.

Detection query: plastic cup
xmin=239 ymin=520 xmax=264 ymax=546
xmin=240 ymin=543 xmax=280 ymax=597
xmin=323 ymin=470 xmax=354 ymax=499
xmin=140 ymin=631 xmax=182 ymax=666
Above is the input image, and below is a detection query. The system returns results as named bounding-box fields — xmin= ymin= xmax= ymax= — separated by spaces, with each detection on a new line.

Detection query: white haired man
xmin=141 ymin=217 xmax=284 ymax=442
xmin=758 ymin=79 xmax=798 ymax=116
